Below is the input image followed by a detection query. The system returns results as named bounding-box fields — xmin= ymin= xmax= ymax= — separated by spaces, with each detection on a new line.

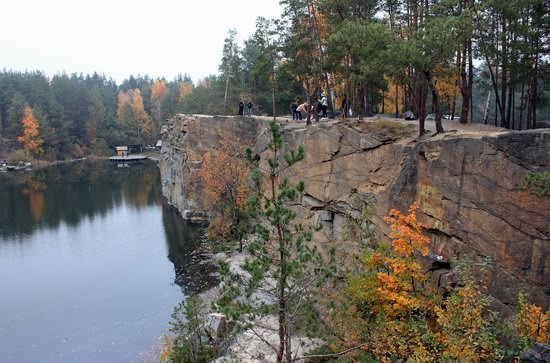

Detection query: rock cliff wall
xmin=160 ymin=114 xmax=550 ymax=309
xmin=159 ymin=114 xmax=266 ymax=220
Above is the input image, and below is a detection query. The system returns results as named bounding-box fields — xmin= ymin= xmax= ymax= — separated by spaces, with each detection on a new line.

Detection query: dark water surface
xmin=0 ymin=160 xmax=216 ymax=362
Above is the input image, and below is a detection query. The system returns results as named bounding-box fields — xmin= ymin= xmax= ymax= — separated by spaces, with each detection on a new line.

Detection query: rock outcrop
xmin=160 ymin=114 xmax=550 ymax=310
xmin=520 ymin=343 xmax=550 ymax=363
xmin=160 ymin=114 xmax=265 ymax=220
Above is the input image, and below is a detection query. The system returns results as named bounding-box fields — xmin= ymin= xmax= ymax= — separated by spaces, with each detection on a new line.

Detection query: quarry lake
xmin=0 ymin=160 xmax=217 ymax=362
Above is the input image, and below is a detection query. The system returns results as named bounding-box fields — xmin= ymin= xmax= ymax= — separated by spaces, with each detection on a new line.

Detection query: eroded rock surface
xmin=160 ymin=114 xmax=264 ymax=220
xmin=160 ymin=114 xmax=550 ymax=309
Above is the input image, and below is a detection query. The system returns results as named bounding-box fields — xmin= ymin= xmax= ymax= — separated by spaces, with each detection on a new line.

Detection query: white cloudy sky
xmin=0 ymin=0 xmax=282 ymax=84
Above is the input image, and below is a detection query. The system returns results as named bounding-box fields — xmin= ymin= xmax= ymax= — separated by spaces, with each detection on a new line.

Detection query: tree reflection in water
xmin=0 ymin=160 xmax=217 ymax=294
xmin=162 ymin=205 xmax=218 ymax=294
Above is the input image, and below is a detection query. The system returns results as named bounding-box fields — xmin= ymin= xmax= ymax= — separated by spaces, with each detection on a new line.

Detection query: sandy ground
xmin=273 ymin=114 xmax=508 ymax=135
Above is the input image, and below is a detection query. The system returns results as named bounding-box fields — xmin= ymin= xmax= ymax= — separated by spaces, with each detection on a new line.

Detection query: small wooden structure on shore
xmin=112 ymin=144 xmax=146 ymax=162
xmin=116 ymin=146 xmax=129 ymax=156
xmin=115 ymin=145 xmax=143 ymax=156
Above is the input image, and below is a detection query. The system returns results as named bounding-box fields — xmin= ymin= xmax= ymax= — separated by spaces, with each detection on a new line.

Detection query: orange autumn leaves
xmin=330 ymin=202 xmax=549 ymax=362
xmin=195 ymin=139 xmax=250 ymax=241
xmin=151 ymin=79 xmax=168 ymax=133
xmin=196 ymin=140 xmax=249 ymax=212
xmin=385 ymin=203 xmax=430 ymax=257
xmin=18 ymin=107 xmax=43 ymax=157
xmin=434 ymin=285 xmax=499 ymax=361
xmin=117 ymin=88 xmax=152 ymax=139
xmin=357 ymin=203 xmax=431 ymax=316
xmin=516 ymin=293 xmax=550 ymax=344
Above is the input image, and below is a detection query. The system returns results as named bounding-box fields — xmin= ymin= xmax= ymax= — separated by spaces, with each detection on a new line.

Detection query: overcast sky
xmin=0 ymin=0 xmax=282 ymax=84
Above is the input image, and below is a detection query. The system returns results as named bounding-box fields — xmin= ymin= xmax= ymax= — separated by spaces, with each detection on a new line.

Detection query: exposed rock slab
xmin=160 ymin=115 xmax=550 ymax=310
xmin=160 ymin=114 xmax=265 ymax=218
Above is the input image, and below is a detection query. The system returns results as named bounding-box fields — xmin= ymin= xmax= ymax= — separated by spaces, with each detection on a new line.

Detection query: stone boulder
xmin=520 ymin=344 xmax=550 ymax=363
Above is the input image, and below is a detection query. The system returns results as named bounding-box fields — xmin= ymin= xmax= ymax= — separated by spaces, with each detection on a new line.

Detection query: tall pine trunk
xmin=395 ymin=80 xmax=399 ymax=118
xmin=459 ymin=46 xmax=470 ymax=123
xmin=483 ymin=90 xmax=491 ymax=125
xmin=425 ymin=70 xmax=444 ymax=133
xmin=418 ymin=86 xmax=428 ymax=135
xmin=223 ymin=52 xmax=233 ymax=114
xmin=519 ymin=83 xmax=525 ymax=130
xmin=500 ymin=16 xmax=508 ymax=128
xmin=468 ymin=38 xmax=474 ymax=122
xmin=271 ymin=73 xmax=276 ymax=120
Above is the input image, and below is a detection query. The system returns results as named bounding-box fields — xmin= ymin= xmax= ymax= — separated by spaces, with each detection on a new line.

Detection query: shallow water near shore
xmin=0 ymin=160 xmax=217 ymax=362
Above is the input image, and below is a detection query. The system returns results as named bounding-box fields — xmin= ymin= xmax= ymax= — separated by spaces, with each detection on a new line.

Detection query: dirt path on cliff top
xmin=183 ymin=114 xmax=509 ymax=138
xmin=272 ymin=115 xmax=509 ymax=138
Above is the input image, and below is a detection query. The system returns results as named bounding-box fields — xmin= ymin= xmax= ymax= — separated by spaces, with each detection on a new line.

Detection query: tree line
xmin=1 ymin=0 xmax=548 ymax=160
xmin=197 ymin=0 xmax=549 ymax=133
xmin=0 ymin=71 xmax=195 ymax=160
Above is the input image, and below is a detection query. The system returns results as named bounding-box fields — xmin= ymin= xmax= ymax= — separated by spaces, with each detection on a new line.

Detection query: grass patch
xmin=362 ymin=120 xmax=415 ymax=139
xmin=520 ymin=172 xmax=550 ymax=197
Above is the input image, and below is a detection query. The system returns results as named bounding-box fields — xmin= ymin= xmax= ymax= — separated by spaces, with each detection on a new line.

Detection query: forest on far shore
xmin=1 ymin=0 xmax=549 ymax=162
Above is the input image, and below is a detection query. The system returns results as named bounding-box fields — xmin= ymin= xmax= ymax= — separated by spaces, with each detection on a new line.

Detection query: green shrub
xmin=163 ymin=294 xmax=215 ymax=363
xmin=521 ymin=172 xmax=550 ymax=197
xmin=8 ymin=149 xmax=32 ymax=163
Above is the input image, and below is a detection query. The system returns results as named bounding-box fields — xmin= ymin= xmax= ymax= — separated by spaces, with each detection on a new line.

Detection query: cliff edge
xmin=160 ymin=114 xmax=550 ymax=310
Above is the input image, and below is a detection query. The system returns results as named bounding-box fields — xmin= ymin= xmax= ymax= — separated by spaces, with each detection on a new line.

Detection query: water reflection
xmin=162 ymin=205 xmax=218 ymax=293
xmin=0 ymin=160 xmax=217 ymax=292
xmin=0 ymin=160 xmax=217 ymax=361
xmin=0 ymin=160 xmax=218 ymax=292
xmin=0 ymin=160 xmax=163 ymax=239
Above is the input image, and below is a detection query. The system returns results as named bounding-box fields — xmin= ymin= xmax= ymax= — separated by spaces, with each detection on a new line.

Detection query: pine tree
xmin=218 ymin=121 xmax=335 ymax=362
xmin=221 ymin=29 xmax=239 ymax=114
xmin=253 ymin=18 xmax=281 ymax=119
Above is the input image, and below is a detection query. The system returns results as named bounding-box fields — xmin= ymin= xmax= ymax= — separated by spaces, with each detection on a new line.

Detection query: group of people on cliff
xmin=238 ymin=101 xmax=253 ymax=116
xmin=290 ymin=93 xmax=328 ymax=120
xmin=291 ymin=92 xmax=351 ymax=121
xmin=237 ymin=91 xmax=352 ymax=120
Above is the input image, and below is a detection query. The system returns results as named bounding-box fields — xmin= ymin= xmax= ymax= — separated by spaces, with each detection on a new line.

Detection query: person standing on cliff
xmin=247 ymin=101 xmax=253 ymax=117
xmin=238 ymin=101 xmax=244 ymax=115
xmin=291 ymin=101 xmax=299 ymax=120
xmin=341 ymin=94 xmax=348 ymax=118
xmin=319 ymin=92 xmax=328 ymax=118
xmin=296 ymin=102 xmax=307 ymax=121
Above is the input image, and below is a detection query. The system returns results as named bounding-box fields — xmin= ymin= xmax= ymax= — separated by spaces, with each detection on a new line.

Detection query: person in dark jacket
xmin=341 ymin=94 xmax=348 ymax=118
xmin=291 ymin=102 xmax=298 ymax=120
xmin=247 ymin=101 xmax=253 ymax=116
xmin=238 ymin=101 xmax=244 ymax=115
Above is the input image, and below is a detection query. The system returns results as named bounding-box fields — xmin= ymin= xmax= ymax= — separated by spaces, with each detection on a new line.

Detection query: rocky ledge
xmin=160 ymin=114 xmax=550 ymax=311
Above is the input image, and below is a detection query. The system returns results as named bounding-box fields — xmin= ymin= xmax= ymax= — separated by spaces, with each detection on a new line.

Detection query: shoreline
xmin=1 ymin=152 xmax=162 ymax=173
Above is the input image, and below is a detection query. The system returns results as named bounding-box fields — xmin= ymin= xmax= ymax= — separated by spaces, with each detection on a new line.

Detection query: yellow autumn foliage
xmin=195 ymin=139 xmax=250 ymax=242
xmin=178 ymin=82 xmax=193 ymax=103
xmin=329 ymin=203 xmax=505 ymax=362
xmin=516 ymin=293 xmax=550 ymax=344
xmin=379 ymin=77 xmax=406 ymax=115
xmin=131 ymin=89 xmax=152 ymax=139
xmin=435 ymin=285 xmax=500 ymax=362
xmin=17 ymin=107 xmax=43 ymax=158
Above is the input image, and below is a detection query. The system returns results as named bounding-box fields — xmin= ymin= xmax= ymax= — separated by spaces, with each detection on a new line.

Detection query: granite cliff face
xmin=159 ymin=114 xmax=265 ymax=220
xmin=160 ymin=114 xmax=550 ymax=309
